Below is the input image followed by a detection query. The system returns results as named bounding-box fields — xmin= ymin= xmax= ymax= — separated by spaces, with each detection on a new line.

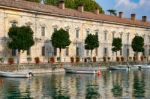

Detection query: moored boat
xmin=133 ymin=64 xmax=150 ymax=69
xmin=65 ymin=67 xmax=101 ymax=74
xmin=109 ymin=65 xmax=130 ymax=70
xmin=0 ymin=71 xmax=33 ymax=78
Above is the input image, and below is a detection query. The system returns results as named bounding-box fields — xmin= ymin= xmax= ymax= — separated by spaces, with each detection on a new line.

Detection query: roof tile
xmin=0 ymin=0 xmax=150 ymax=28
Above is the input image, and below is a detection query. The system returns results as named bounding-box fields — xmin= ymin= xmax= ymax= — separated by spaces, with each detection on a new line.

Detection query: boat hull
xmin=0 ymin=71 xmax=33 ymax=78
xmin=65 ymin=68 xmax=99 ymax=74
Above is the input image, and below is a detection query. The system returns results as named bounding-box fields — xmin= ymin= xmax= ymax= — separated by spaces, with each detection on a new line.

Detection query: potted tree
xmin=103 ymin=56 xmax=106 ymax=62
xmin=8 ymin=26 xmax=34 ymax=64
xmin=85 ymin=34 xmax=99 ymax=62
xmin=141 ymin=56 xmax=144 ymax=61
xmin=76 ymin=56 xmax=80 ymax=63
xmin=51 ymin=28 xmax=71 ymax=62
xmin=121 ymin=57 xmax=124 ymax=62
xmin=70 ymin=57 xmax=74 ymax=63
xmin=108 ymin=57 xmax=111 ymax=61
xmin=93 ymin=57 xmax=96 ymax=62
xmin=112 ymin=37 xmax=122 ymax=62
xmin=131 ymin=36 xmax=144 ymax=62
xmin=34 ymin=57 xmax=40 ymax=64
xmin=50 ymin=57 xmax=55 ymax=63
xmin=8 ymin=57 xmax=14 ymax=65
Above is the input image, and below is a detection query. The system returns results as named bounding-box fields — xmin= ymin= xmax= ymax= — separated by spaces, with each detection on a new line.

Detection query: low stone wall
xmin=0 ymin=63 xmax=65 ymax=73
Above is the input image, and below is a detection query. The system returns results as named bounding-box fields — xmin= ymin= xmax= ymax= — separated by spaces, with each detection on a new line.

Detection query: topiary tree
xmin=131 ymin=36 xmax=144 ymax=60
xmin=8 ymin=26 xmax=34 ymax=64
xmin=112 ymin=37 xmax=122 ymax=56
xmin=85 ymin=34 xmax=99 ymax=60
xmin=51 ymin=28 xmax=71 ymax=62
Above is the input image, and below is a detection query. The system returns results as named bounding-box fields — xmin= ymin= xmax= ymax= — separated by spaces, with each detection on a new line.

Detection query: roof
xmin=0 ymin=0 xmax=150 ymax=28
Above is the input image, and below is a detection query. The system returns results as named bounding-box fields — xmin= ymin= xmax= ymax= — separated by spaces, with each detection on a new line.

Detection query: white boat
xmin=133 ymin=64 xmax=150 ymax=69
xmin=109 ymin=65 xmax=130 ymax=70
xmin=0 ymin=70 xmax=33 ymax=78
xmin=65 ymin=67 xmax=100 ymax=74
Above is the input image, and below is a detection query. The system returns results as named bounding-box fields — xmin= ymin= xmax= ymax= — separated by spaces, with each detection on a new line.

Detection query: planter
xmin=50 ymin=57 xmax=55 ymax=63
xmin=121 ymin=57 xmax=124 ymax=62
xmin=84 ymin=58 xmax=87 ymax=62
xmin=108 ymin=57 xmax=110 ymax=61
xmin=34 ymin=57 xmax=40 ymax=64
xmin=70 ymin=57 xmax=74 ymax=63
xmin=140 ymin=56 xmax=144 ymax=61
xmin=103 ymin=57 xmax=106 ymax=62
xmin=116 ymin=57 xmax=120 ymax=62
xmin=93 ymin=57 xmax=96 ymax=62
xmin=8 ymin=57 xmax=14 ymax=65
xmin=76 ymin=57 xmax=80 ymax=63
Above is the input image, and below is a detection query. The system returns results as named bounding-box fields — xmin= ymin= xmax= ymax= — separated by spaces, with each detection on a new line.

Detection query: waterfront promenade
xmin=0 ymin=61 xmax=147 ymax=73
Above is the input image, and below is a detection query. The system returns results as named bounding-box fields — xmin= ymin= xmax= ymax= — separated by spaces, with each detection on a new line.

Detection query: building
xmin=0 ymin=0 xmax=150 ymax=63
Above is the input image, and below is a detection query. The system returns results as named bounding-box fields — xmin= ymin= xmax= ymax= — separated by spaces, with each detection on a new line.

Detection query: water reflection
xmin=86 ymin=84 xmax=100 ymax=99
xmin=0 ymin=70 xmax=150 ymax=99
xmin=133 ymin=71 xmax=145 ymax=97
xmin=52 ymin=88 xmax=70 ymax=99
xmin=111 ymin=84 xmax=122 ymax=97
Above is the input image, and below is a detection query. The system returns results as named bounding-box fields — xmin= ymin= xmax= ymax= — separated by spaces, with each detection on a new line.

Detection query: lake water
xmin=0 ymin=70 xmax=150 ymax=99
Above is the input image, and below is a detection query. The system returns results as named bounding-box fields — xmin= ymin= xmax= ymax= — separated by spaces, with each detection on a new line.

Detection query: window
xmin=120 ymin=49 xmax=122 ymax=56
xmin=42 ymin=46 xmax=45 ymax=56
xmin=86 ymin=50 xmax=89 ymax=56
xmin=76 ymin=47 xmax=79 ymax=56
xmin=12 ymin=49 xmax=16 ymax=56
xmin=112 ymin=31 xmax=115 ymax=40
xmin=66 ymin=28 xmax=69 ymax=32
xmin=104 ymin=48 xmax=107 ymax=56
xmin=54 ymin=47 xmax=57 ymax=56
xmin=76 ymin=29 xmax=79 ymax=38
xmin=66 ymin=47 xmax=69 ymax=56
xmin=41 ymin=26 xmax=45 ymax=36
xmin=27 ymin=48 xmax=31 ymax=56
xmin=95 ymin=31 xmax=98 ymax=35
xmin=127 ymin=33 xmax=129 ymax=41
xmin=95 ymin=48 xmax=98 ymax=56
xmin=127 ymin=48 xmax=129 ymax=57
xmin=104 ymin=32 xmax=107 ymax=40
xmin=143 ymin=49 xmax=145 ymax=56
xmin=149 ymin=36 xmax=150 ymax=43
xmin=54 ymin=27 xmax=57 ymax=32
xmin=143 ymin=34 xmax=145 ymax=39
xmin=112 ymin=51 xmax=114 ymax=56
xmin=12 ymin=22 xmax=17 ymax=27
xmin=86 ymin=30 xmax=90 ymax=36
xmin=120 ymin=33 xmax=123 ymax=39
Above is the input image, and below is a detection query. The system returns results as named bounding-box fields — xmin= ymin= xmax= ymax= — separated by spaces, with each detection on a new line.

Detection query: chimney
xmin=94 ymin=8 xmax=99 ymax=15
xmin=59 ymin=0 xmax=65 ymax=9
xmin=78 ymin=4 xmax=84 ymax=12
xmin=131 ymin=14 xmax=136 ymax=21
xmin=118 ymin=12 xmax=123 ymax=18
xmin=142 ymin=16 xmax=147 ymax=22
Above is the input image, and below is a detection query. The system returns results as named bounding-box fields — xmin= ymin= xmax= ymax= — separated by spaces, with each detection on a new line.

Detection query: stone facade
xmin=0 ymin=0 xmax=150 ymax=63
